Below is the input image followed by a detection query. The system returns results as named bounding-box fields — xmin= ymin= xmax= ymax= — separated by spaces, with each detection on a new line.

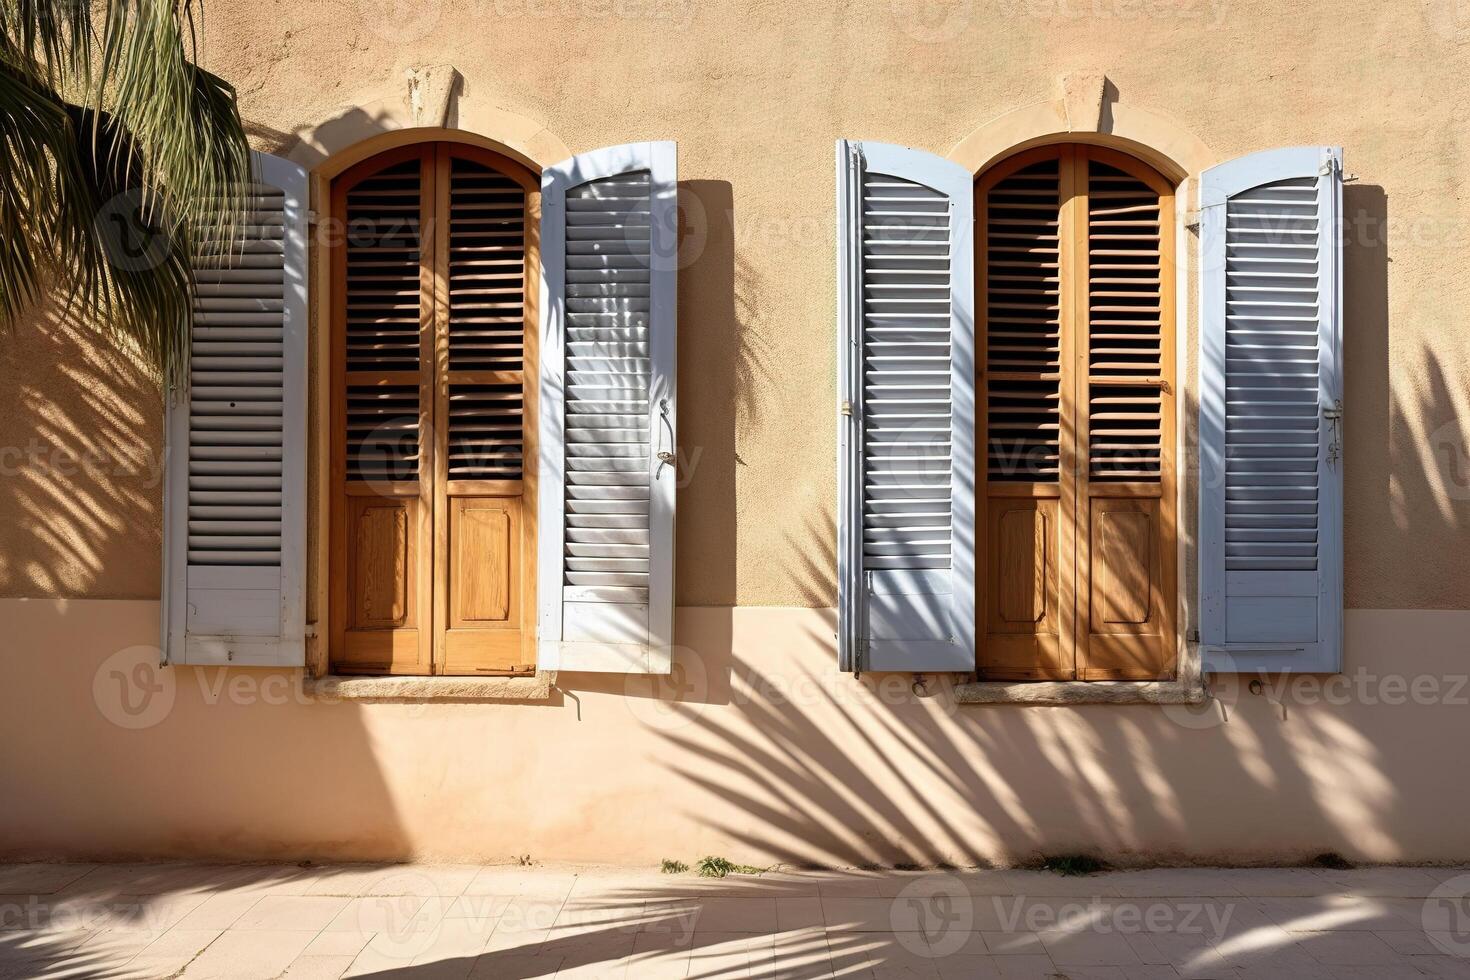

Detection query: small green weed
xmin=1034 ymin=854 xmax=1110 ymax=876
xmin=696 ymin=856 xmax=766 ymax=878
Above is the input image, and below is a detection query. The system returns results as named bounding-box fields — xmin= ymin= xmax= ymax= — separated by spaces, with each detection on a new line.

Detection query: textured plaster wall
xmin=5 ymin=600 xmax=1470 ymax=865
xmin=1 ymin=0 xmax=1467 ymax=611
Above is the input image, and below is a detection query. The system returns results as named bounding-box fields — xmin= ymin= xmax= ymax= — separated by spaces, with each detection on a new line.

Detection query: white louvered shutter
xmin=162 ymin=151 xmax=308 ymax=666
xmin=836 ymin=140 xmax=975 ymax=673
xmin=537 ymin=142 xmax=677 ymax=673
xmin=1199 ymin=146 xmax=1343 ymax=673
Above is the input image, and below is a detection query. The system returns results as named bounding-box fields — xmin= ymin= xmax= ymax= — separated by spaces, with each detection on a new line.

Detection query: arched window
xmin=327 ymin=141 xmax=540 ymax=675
xmin=975 ymin=144 xmax=1176 ymax=681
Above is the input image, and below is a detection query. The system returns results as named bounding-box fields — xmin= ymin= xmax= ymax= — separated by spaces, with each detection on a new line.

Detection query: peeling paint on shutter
xmin=163 ymin=151 xmax=308 ymax=666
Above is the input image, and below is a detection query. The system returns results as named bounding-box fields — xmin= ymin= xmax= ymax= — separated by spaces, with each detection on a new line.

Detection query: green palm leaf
xmin=1 ymin=0 xmax=251 ymax=388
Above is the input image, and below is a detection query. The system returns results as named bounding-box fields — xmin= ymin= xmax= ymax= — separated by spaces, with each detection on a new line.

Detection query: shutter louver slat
xmin=984 ymin=159 xmax=1062 ymax=483
xmin=163 ymin=151 xmax=307 ymax=666
xmin=539 ymin=142 xmax=676 ymax=673
xmin=447 ymin=384 xmax=523 ymax=479
xmin=861 ymin=170 xmax=954 ymax=572
xmin=837 ymin=140 xmax=974 ymax=674
xmin=562 ymin=171 xmax=652 ymax=602
xmin=1223 ymin=176 xmax=1320 ymax=572
xmin=1200 ymin=146 xmax=1343 ymax=674
xmin=344 ymin=160 xmax=422 ymax=486
xmin=448 ymin=158 xmax=527 ymax=374
xmin=445 ymin=157 xmax=530 ymax=484
xmin=1087 ymin=162 xmax=1163 ymax=483
xmin=187 ymin=181 xmax=287 ymax=566
xmin=343 ymin=160 xmax=422 ymax=375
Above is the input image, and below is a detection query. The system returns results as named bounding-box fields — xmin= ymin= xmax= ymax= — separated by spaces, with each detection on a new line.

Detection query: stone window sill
xmin=302 ymin=672 xmax=556 ymax=702
xmin=954 ymin=679 xmax=1204 ymax=706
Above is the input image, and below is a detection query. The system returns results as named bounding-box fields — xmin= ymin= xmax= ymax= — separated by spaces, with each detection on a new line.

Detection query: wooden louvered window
xmin=329 ymin=142 xmax=539 ymax=675
xmin=976 ymin=145 xmax=1177 ymax=681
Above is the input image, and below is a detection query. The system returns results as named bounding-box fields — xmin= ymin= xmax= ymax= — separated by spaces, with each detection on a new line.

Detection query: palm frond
xmin=0 ymin=0 xmax=251 ymax=386
xmin=0 ymin=0 xmax=95 ymax=86
xmin=99 ymin=0 xmax=250 ymax=252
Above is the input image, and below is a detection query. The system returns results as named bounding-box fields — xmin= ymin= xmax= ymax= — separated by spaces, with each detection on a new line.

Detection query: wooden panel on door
xmin=1080 ymin=495 xmax=1171 ymax=679
xmin=442 ymin=496 xmax=530 ymax=672
xmin=434 ymin=145 xmax=538 ymax=675
xmin=329 ymin=145 xmax=435 ymax=676
xmin=978 ymin=496 xmax=1068 ymax=679
xmin=1076 ymin=148 xmax=1177 ymax=681
xmin=976 ymin=148 xmax=1076 ymax=680
xmin=339 ymin=495 xmax=429 ymax=673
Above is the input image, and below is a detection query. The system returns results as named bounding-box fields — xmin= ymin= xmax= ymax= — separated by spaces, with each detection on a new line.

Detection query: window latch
xmin=1323 ymin=400 xmax=1344 ymax=466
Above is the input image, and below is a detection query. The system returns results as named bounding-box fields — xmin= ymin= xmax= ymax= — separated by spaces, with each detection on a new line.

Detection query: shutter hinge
xmin=855 ymin=636 xmax=868 ymax=673
xmin=306 ymin=209 xmax=320 ymax=226
xmin=304 ymin=622 xmax=319 ymax=639
xmin=840 ymin=400 xmax=853 ymax=417
xmin=1318 ymin=155 xmax=1339 ymax=177
xmin=1184 ymin=209 xmax=1202 ymax=231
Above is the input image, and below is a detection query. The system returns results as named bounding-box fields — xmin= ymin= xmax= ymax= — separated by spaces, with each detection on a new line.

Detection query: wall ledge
xmin=954 ymin=679 xmax=1205 ymax=706
xmin=303 ymin=672 xmax=556 ymax=702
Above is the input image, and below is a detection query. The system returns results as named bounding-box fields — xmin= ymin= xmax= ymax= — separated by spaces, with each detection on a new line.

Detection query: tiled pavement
xmin=3 ymin=862 xmax=1470 ymax=978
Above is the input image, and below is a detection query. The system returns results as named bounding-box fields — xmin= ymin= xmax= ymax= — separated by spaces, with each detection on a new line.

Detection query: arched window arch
xmin=326 ymin=139 xmax=541 ymax=676
xmin=975 ymin=142 xmax=1177 ymax=681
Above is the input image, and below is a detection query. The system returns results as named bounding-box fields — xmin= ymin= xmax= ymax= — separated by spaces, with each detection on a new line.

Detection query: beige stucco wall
xmin=2 ymin=0 xmax=1467 ymax=608
xmin=4 ymin=599 xmax=1470 ymax=866
xmin=2 ymin=1 xmax=1470 ymax=865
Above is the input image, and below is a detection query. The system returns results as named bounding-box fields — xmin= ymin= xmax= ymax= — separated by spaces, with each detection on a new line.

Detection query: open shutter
xmin=537 ymin=142 xmax=676 ymax=673
xmin=162 ymin=151 xmax=308 ymax=666
xmin=836 ymin=140 xmax=975 ymax=673
xmin=1199 ymin=146 xmax=1343 ymax=673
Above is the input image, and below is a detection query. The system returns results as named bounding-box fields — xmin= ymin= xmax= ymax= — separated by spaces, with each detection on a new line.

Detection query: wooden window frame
xmin=316 ymin=136 xmax=541 ymax=678
xmin=975 ymin=143 xmax=1179 ymax=682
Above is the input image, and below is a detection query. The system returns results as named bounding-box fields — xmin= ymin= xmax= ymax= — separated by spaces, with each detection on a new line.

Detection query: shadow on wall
xmin=0 ymin=300 xmax=164 ymax=598
xmin=0 ymin=601 xmax=415 ymax=866
xmin=1343 ymin=183 xmax=1469 ymax=607
xmin=644 ymin=607 xmax=1432 ymax=869
xmin=675 ymin=179 xmax=740 ymax=608
xmin=624 ymin=180 xmax=1437 ymax=870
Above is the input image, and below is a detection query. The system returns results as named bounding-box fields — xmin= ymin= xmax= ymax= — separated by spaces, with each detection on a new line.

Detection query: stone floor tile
xmin=233 ymin=894 xmax=350 ymax=932
xmin=1291 ymin=928 xmax=1402 ymax=964
xmin=180 ymin=928 xmax=314 ymax=978
xmin=281 ymin=955 xmax=356 ymax=979
xmin=464 ymin=868 xmax=579 ymax=901
xmin=0 ymin=866 xmax=96 ymax=897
